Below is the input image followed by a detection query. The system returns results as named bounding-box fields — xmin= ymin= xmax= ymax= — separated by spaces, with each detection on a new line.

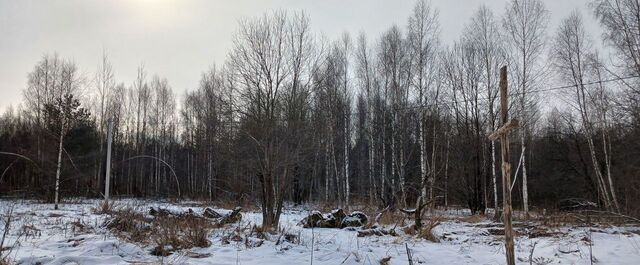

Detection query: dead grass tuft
xmin=105 ymin=207 xmax=212 ymax=256
xmin=377 ymin=211 xmax=406 ymax=226
xmin=70 ymin=219 xmax=93 ymax=235
xmin=92 ymin=200 xmax=119 ymax=215
xmin=419 ymin=217 xmax=442 ymax=242
xmin=462 ymin=214 xmax=486 ymax=223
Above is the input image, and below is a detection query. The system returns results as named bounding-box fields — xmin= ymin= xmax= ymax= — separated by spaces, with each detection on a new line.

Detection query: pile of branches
xmin=149 ymin=206 xmax=243 ymax=227
xmin=102 ymin=205 xmax=243 ymax=256
xmin=300 ymin=209 xmax=369 ymax=229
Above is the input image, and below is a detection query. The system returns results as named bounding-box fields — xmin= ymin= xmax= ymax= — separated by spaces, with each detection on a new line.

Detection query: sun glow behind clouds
xmin=124 ymin=0 xmax=190 ymax=30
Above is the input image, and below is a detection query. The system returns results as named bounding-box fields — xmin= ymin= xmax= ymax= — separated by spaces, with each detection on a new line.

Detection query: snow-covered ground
xmin=1 ymin=199 xmax=639 ymax=264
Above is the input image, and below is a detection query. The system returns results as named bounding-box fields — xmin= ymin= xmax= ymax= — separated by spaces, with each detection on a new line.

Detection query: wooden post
xmin=489 ymin=66 xmax=516 ymax=265
xmin=104 ymin=119 xmax=114 ymax=202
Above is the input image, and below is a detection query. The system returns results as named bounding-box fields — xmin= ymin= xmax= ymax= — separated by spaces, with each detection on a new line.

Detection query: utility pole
xmin=488 ymin=66 xmax=518 ymax=265
xmin=104 ymin=118 xmax=114 ymax=202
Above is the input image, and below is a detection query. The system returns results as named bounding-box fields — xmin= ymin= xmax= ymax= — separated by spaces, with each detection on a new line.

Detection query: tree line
xmin=2 ymin=0 xmax=640 ymax=228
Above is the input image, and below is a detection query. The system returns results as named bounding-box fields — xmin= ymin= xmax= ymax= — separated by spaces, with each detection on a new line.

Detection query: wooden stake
xmin=491 ymin=66 xmax=516 ymax=265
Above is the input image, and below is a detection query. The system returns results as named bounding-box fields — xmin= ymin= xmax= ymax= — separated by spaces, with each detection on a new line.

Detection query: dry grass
xmin=419 ymin=217 xmax=442 ymax=242
xmin=70 ymin=219 xmax=93 ymax=235
xmin=105 ymin=207 xmax=151 ymax=243
xmin=461 ymin=214 xmax=486 ymax=223
xmin=105 ymin=207 xmax=212 ymax=256
xmin=533 ymin=210 xmax=638 ymax=228
xmin=92 ymin=200 xmax=119 ymax=215
xmin=376 ymin=211 xmax=407 ymax=226
xmin=151 ymin=216 xmax=211 ymax=255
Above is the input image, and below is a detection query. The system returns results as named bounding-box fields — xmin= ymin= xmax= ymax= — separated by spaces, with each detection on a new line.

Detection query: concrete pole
xmin=105 ymin=118 xmax=114 ymax=201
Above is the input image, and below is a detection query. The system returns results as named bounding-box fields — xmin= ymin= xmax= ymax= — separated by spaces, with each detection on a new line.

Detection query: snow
xmin=1 ymin=199 xmax=639 ymax=264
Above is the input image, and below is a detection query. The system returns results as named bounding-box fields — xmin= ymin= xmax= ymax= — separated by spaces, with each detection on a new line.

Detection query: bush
xmin=104 ymin=207 xmax=212 ymax=256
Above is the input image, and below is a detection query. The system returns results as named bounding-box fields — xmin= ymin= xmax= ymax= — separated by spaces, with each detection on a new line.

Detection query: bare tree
xmin=94 ymin=51 xmax=115 ymax=190
xmin=133 ymin=66 xmax=151 ymax=194
xmin=228 ymin=11 xmax=315 ymax=229
xmin=407 ymin=0 xmax=440 ymax=201
xmin=502 ymin=0 xmax=549 ymax=216
xmin=377 ymin=25 xmax=412 ymax=206
xmin=355 ymin=32 xmax=381 ymax=205
xmin=43 ymin=60 xmax=88 ymax=209
xmin=442 ymin=38 xmax=487 ymax=214
xmin=466 ymin=5 xmax=505 ymax=218
xmin=550 ymin=11 xmax=619 ymax=212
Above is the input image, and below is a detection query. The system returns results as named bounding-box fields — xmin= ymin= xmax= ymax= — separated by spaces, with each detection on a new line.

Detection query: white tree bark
xmin=521 ymin=129 xmax=529 ymax=215
xmin=54 ymin=122 xmax=65 ymax=210
xmin=390 ymin=111 xmax=396 ymax=200
xmin=325 ymin=140 xmax=330 ymax=202
xmin=598 ymin=81 xmax=620 ymax=212
xmin=381 ymin=108 xmax=386 ymax=202
xmin=491 ymin=140 xmax=498 ymax=215
xmin=344 ymin=113 xmax=350 ymax=207
xmin=420 ymin=112 xmax=426 ymax=199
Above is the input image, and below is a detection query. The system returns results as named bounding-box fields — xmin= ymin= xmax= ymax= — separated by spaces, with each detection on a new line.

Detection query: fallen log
xmin=203 ymin=208 xmax=222 ymax=219
xmin=357 ymin=228 xmax=397 ymax=237
xmin=217 ymin=207 xmax=242 ymax=226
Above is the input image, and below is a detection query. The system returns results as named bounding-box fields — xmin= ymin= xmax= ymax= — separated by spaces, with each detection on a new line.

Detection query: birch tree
xmin=502 ymin=0 xmax=548 ymax=216
xmin=94 ymin=51 xmax=114 ymax=190
xmin=466 ymin=5 xmax=504 ymax=217
xmin=550 ymin=11 xmax=619 ymax=212
xmin=377 ymin=25 xmax=411 ymax=206
xmin=407 ymin=0 xmax=440 ymax=201
xmin=41 ymin=59 xmax=88 ymax=209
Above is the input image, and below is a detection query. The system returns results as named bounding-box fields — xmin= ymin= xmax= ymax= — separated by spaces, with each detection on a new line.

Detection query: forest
xmin=2 ymin=0 xmax=640 ymax=229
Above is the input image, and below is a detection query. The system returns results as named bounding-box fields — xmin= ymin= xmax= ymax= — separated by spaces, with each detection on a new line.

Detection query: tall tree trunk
xmin=598 ymin=86 xmax=620 ymax=212
xmin=54 ymin=122 xmax=65 ymax=210
xmin=420 ymin=111 xmax=427 ymax=200
xmin=390 ymin=111 xmax=396 ymax=203
xmin=491 ymin=140 xmax=498 ymax=219
xmin=429 ymin=121 xmax=437 ymax=200
xmin=325 ymin=139 xmax=330 ymax=202
xmin=521 ymin=130 xmax=529 ymax=216
xmin=344 ymin=113 xmax=350 ymax=207
xmin=381 ymin=108 xmax=386 ymax=204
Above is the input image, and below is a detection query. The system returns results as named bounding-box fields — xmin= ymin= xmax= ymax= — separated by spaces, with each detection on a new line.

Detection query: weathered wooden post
xmin=488 ymin=66 xmax=517 ymax=265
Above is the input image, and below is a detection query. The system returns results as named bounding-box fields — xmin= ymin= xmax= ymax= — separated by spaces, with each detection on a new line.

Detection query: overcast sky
xmin=0 ymin=0 xmax=602 ymax=111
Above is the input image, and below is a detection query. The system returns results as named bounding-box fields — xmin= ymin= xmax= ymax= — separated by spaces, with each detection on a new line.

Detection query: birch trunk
xmin=390 ymin=111 xmax=396 ymax=201
xmin=399 ymin=135 xmax=406 ymax=207
xmin=420 ymin=110 xmax=426 ymax=199
xmin=368 ymin=115 xmax=376 ymax=204
xmin=444 ymin=134 xmax=450 ymax=207
xmin=429 ymin=122 xmax=437 ymax=200
xmin=332 ymin=137 xmax=341 ymax=206
xmin=599 ymin=86 xmax=620 ymax=212
xmin=325 ymin=140 xmax=330 ymax=202
xmin=491 ymin=140 xmax=498 ymax=218
xmin=54 ymin=122 xmax=65 ymax=210
xmin=381 ymin=111 xmax=386 ymax=203
xmin=344 ymin=114 xmax=350 ymax=207
xmin=521 ymin=130 xmax=529 ymax=215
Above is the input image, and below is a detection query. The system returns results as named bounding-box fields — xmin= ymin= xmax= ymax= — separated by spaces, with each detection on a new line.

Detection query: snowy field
xmin=1 ymin=199 xmax=639 ymax=265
